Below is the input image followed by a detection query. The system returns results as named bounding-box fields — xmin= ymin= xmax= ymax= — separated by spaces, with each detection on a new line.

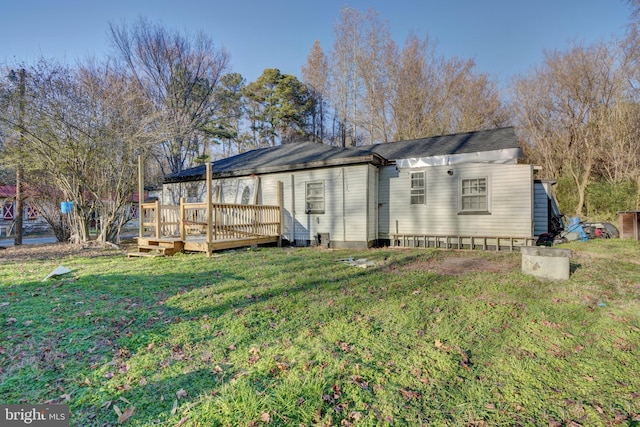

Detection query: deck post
xmin=154 ymin=200 xmax=161 ymax=239
xmin=180 ymin=197 xmax=186 ymax=241
xmin=138 ymin=155 xmax=144 ymax=239
xmin=206 ymin=162 xmax=213 ymax=257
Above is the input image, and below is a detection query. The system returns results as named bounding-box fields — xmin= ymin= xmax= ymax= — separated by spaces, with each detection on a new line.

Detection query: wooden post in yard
xmin=180 ymin=197 xmax=186 ymax=241
xmin=206 ymin=162 xmax=213 ymax=257
xmin=277 ymin=181 xmax=283 ymax=247
xmin=154 ymin=200 xmax=161 ymax=239
xmin=138 ymin=155 xmax=144 ymax=239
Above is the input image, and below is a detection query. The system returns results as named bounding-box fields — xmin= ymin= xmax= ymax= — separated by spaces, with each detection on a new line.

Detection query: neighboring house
xmin=163 ymin=127 xmax=552 ymax=249
xmin=0 ymin=185 xmax=50 ymax=236
xmin=0 ymin=185 xmax=17 ymax=222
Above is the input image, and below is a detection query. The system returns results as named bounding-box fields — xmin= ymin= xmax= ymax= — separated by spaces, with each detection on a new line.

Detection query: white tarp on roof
xmin=396 ymin=148 xmax=521 ymax=168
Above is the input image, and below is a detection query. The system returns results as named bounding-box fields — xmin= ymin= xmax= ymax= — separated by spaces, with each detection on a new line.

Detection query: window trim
xmin=305 ymin=181 xmax=325 ymax=214
xmin=459 ymin=176 xmax=490 ymax=214
xmin=410 ymin=171 xmax=426 ymax=206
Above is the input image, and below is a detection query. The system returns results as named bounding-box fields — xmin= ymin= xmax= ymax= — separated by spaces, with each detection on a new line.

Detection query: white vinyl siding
xmin=410 ymin=172 xmax=426 ymax=205
xmin=384 ymin=163 xmax=533 ymax=238
xmin=164 ymin=164 xmax=377 ymax=247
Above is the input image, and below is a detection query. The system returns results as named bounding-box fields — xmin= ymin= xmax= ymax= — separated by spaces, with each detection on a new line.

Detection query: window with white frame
xmin=461 ymin=177 xmax=488 ymax=212
xmin=410 ymin=172 xmax=426 ymax=205
xmin=306 ymin=181 xmax=324 ymax=214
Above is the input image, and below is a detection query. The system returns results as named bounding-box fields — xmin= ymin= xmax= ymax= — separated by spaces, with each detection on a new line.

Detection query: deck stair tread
xmin=128 ymin=238 xmax=184 ymax=257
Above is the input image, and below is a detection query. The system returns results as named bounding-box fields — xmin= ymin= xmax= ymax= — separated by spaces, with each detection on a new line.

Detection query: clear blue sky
xmin=0 ymin=0 xmax=631 ymax=86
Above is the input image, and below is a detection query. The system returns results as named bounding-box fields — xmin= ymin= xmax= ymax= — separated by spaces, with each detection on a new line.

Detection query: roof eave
xmin=163 ymin=154 xmax=385 ymax=184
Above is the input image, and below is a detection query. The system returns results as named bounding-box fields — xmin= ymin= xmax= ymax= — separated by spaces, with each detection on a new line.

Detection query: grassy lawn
xmin=1 ymin=240 xmax=639 ymax=426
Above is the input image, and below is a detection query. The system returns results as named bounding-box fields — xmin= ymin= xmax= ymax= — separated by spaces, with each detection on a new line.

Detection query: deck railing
xmin=140 ymin=200 xmax=281 ymax=241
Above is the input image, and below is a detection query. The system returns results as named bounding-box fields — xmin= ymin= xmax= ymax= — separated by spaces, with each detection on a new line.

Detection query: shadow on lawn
xmin=1 ymin=250 xmax=429 ymax=425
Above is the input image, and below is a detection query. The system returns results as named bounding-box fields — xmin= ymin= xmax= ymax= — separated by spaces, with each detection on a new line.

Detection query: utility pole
xmin=12 ymin=69 xmax=25 ymax=246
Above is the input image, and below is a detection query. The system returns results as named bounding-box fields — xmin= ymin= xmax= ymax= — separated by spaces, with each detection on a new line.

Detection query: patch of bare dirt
xmin=0 ymin=240 xmax=136 ymax=262
xmin=399 ymin=253 xmax=520 ymax=276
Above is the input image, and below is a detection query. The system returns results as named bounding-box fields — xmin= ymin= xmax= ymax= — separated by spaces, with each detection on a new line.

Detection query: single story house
xmin=163 ymin=127 xmax=554 ymax=249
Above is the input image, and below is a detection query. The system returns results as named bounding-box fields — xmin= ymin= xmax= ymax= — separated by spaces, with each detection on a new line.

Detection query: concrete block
xmin=521 ymin=246 xmax=572 ymax=281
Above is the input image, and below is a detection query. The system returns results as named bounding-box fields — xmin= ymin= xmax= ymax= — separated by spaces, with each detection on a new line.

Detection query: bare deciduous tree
xmin=331 ymin=7 xmax=362 ymax=147
xmin=0 ymin=60 xmax=154 ymax=244
xmin=388 ymin=34 xmax=437 ymax=140
xmin=302 ymin=40 xmax=330 ymax=144
xmin=512 ymin=42 xmax=625 ymax=216
xmin=388 ymin=34 xmax=507 ymax=140
xmin=356 ymin=8 xmax=394 ymax=144
xmin=109 ymin=18 xmax=230 ymax=174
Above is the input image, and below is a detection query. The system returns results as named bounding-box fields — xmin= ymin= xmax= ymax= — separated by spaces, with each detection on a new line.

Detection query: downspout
xmin=365 ymin=166 xmax=370 ymax=246
xmin=374 ymin=166 xmax=379 ymax=246
xmin=291 ymin=174 xmax=295 ymax=244
xmin=342 ymin=168 xmax=346 ymax=242
xmin=530 ymin=164 xmax=534 ymax=239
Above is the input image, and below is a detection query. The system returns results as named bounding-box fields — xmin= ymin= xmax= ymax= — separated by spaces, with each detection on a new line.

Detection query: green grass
xmin=1 ymin=240 xmax=640 ymax=426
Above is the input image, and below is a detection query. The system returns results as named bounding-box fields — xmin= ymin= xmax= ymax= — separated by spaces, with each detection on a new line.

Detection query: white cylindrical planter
xmin=521 ymin=246 xmax=572 ymax=281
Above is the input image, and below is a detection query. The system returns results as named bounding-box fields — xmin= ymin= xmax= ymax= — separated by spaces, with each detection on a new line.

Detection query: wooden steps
xmin=127 ymin=237 xmax=184 ymax=258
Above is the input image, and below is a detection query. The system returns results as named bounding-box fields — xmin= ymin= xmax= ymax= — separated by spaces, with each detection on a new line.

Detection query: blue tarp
xmin=567 ymin=216 xmax=588 ymax=241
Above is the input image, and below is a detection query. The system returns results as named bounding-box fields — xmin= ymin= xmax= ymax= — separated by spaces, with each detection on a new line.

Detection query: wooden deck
xmin=128 ymin=178 xmax=283 ymax=257
xmin=127 ymin=200 xmax=282 ymax=257
xmin=128 ymin=161 xmax=283 ymax=257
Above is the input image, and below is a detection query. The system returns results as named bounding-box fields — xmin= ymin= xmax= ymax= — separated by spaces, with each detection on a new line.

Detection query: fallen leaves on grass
xmin=434 ymin=339 xmax=472 ymax=370
xmin=336 ymin=341 xmax=354 ymax=353
xmin=249 ymin=346 xmax=260 ymax=364
xmin=113 ymin=405 xmax=135 ymax=424
xmin=399 ymin=388 xmax=421 ymax=400
xmin=350 ymin=375 xmax=369 ymax=390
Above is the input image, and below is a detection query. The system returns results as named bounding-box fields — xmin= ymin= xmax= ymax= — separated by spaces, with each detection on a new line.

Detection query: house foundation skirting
xmin=391 ymin=234 xmax=535 ymax=252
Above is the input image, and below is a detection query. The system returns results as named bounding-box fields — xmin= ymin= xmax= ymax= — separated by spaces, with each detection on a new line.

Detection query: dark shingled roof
xmin=164 ymin=127 xmax=519 ymax=183
xmin=366 ymin=127 xmax=519 ymax=159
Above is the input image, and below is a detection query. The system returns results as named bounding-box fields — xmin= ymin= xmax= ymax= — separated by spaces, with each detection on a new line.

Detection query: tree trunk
xmin=572 ymin=162 xmax=593 ymax=217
